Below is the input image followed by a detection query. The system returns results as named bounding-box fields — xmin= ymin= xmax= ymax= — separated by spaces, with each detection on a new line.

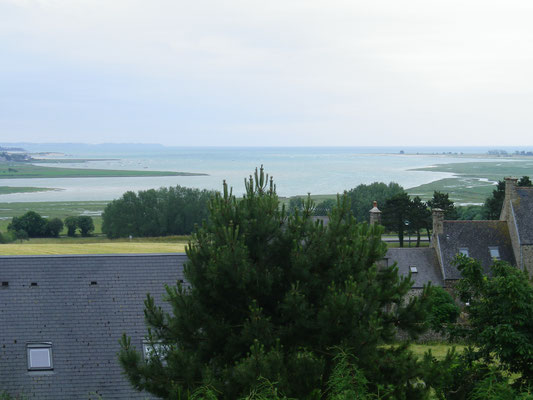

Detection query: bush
xmin=64 ymin=216 xmax=78 ymax=237
xmin=454 ymin=256 xmax=533 ymax=386
xmin=77 ymin=216 xmax=94 ymax=237
xmin=44 ymin=218 xmax=64 ymax=238
xmin=426 ymin=286 xmax=460 ymax=333
xmin=102 ymin=185 xmax=215 ymax=238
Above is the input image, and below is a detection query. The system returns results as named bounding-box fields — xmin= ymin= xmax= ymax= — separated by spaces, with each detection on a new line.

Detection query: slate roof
xmin=384 ymin=248 xmax=443 ymax=288
xmin=0 ymin=253 xmax=186 ymax=400
xmin=437 ymin=221 xmax=515 ymax=280
xmin=512 ymin=187 xmax=533 ymax=245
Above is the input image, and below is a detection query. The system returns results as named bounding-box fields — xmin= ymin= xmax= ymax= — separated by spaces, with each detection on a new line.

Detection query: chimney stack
xmin=500 ymin=177 xmax=518 ymax=221
xmin=369 ymin=201 xmax=381 ymax=225
xmin=431 ymin=208 xmax=445 ymax=247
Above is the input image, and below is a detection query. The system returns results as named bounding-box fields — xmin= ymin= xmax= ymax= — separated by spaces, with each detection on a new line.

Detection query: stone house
xmin=382 ymin=177 xmax=532 ymax=289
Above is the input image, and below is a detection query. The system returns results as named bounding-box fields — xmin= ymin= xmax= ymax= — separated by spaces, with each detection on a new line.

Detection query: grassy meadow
xmin=0 ymin=235 xmax=189 ymax=255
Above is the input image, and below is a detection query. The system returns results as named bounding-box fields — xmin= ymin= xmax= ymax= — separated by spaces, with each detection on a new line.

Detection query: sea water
xmin=0 ymin=147 xmax=506 ymax=202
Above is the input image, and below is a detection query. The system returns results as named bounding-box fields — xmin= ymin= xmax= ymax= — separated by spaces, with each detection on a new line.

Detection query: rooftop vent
xmin=30 ymin=282 xmax=38 ymax=287
xmin=1 ymin=282 xmax=8 ymax=287
xmin=90 ymin=281 xmax=98 ymax=285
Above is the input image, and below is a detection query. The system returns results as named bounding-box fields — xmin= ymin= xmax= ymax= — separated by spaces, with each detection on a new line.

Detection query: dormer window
xmin=459 ymin=248 xmax=469 ymax=257
xmin=409 ymin=265 xmax=418 ymax=273
xmin=489 ymin=247 xmax=500 ymax=260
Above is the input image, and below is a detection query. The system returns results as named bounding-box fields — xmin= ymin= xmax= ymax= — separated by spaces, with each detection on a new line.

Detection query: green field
xmin=0 ymin=163 xmax=207 ymax=179
xmin=0 ymin=186 xmax=58 ymax=195
xmin=0 ymin=235 xmax=188 ymax=255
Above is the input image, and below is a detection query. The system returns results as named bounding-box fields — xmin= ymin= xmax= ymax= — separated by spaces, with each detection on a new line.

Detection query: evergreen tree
xmin=483 ymin=176 xmax=532 ymax=220
xmin=408 ymin=196 xmax=431 ymax=247
xmin=119 ymin=167 xmax=435 ymax=399
xmin=427 ymin=191 xmax=457 ymax=220
xmin=381 ymin=192 xmax=411 ymax=247
xmin=345 ymin=182 xmax=405 ymax=223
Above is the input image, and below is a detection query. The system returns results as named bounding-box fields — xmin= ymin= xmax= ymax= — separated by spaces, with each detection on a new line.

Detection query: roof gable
xmin=384 ymin=247 xmax=443 ymax=288
xmin=438 ymin=221 xmax=515 ymax=280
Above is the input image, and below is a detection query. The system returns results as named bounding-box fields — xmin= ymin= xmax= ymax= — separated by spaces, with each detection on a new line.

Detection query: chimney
xmin=369 ymin=201 xmax=381 ymax=225
xmin=431 ymin=208 xmax=445 ymax=247
xmin=500 ymin=177 xmax=518 ymax=221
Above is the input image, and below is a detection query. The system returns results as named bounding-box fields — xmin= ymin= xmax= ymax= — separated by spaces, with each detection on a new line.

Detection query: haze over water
xmin=0 ymin=146 xmax=515 ymax=202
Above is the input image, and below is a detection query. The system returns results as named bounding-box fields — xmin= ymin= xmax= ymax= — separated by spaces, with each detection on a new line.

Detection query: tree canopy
xmin=483 ymin=176 xmax=533 ymax=220
xmin=101 ymin=185 xmax=216 ymax=238
xmin=345 ymin=182 xmax=405 ymax=224
xmin=119 ymin=167 xmax=435 ymax=399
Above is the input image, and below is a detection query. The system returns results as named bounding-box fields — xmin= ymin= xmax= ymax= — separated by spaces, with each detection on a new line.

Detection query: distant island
xmin=0 ymin=186 xmax=59 ymax=195
xmin=0 ymin=163 xmax=207 ymax=179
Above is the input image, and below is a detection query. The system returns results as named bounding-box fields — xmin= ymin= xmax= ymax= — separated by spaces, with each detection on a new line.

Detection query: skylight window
xmin=27 ymin=343 xmax=53 ymax=371
xmin=409 ymin=266 xmax=418 ymax=273
xmin=458 ymin=248 xmax=469 ymax=257
xmin=489 ymin=247 xmax=500 ymax=260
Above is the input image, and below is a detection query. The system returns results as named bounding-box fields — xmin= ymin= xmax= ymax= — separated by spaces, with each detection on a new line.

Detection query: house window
xmin=27 ymin=343 xmax=53 ymax=370
xmin=142 ymin=340 xmax=169 ymax=363
xmin=489 ymin=247 xmax=500 ymax=260
xmin=409 ymin=265 xmax=418 ymax=273
xmin=458 ymin=248 xmax=469 ymax=257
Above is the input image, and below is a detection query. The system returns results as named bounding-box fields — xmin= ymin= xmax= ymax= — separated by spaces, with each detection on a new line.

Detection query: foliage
xmin=0 ymin=392 xmax=28 ymax=400
xmin=454 ymin=256 xmax=533 ymax=387
xmin=314 ymin=199 xmax=336 ymax=216
xmin=345 ymin=182 xmax=405 ymax=224
xmin=77 ymin=216 xmax=95 ymax=237
xmin=288 ymin=197 xmax=336 ymax=216
xmin=8 ymin=211 xmax=46 ymax=237
xmin=427 ymin=191 xmax=457 ymax=220
xmin=381 ymin=192 xmax=411 ymax=247
xmin=119 ymin=167 xmax=435 ymax=399
xmin=483 ymin=176 xmax=532 ymax=220
xmin=64 ymin=216 xmax=78 ymax=237
xmin=7 ymin=211 xmax=65 ymax=238
xmin=408 ymin=196 xmax=432 ymax=246
xmin=44 ymin=217 xmax=64 ymax=238
xmin=456 ymin=205 xmax=485 ymax=221
xmin=426 ymin=286 xmax=460 ymax=333
xmin=102 ymin=186 xmax=215 ymax=238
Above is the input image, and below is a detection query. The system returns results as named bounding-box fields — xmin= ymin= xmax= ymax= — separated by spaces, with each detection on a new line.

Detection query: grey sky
xmin=1 ymin=0 xmax=533 ymax=146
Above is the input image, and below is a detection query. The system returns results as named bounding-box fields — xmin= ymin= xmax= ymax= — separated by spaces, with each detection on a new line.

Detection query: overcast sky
xmin=1 ymin=0 xmax=533 ymax=146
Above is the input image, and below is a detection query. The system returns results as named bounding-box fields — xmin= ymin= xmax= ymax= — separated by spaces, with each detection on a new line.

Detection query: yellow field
xmin=0 ymin=242 xmax=187 ymax=255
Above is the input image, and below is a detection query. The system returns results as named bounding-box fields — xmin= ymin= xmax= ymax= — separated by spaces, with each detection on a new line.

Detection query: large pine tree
xmin=119 ymin=167 xmax=434 ymax=399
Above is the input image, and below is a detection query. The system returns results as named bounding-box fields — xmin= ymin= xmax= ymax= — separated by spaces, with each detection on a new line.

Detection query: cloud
xmin=1 ymin=0 xmax=533 ymax=145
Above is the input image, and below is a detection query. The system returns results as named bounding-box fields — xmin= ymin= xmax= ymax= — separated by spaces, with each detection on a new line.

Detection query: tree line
xmin=101 ymin=185 xmax=216 ymax=238
xmin=1 ymin=212 xmax=94 ymax=242
xmin=118 ymin=167 xmax=533 ymax=400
